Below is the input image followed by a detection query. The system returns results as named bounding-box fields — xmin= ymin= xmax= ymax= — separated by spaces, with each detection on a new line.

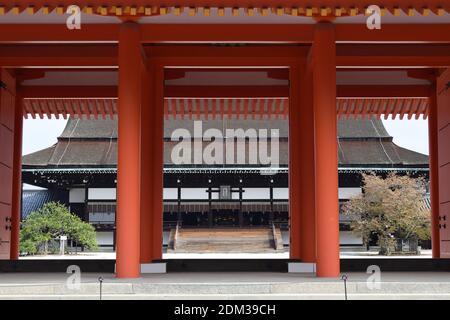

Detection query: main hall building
xmin=22 ymin=116 xmax=429 ymax=250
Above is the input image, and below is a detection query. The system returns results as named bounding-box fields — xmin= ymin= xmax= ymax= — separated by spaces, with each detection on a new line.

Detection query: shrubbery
xmin=20 ymin=202 xmax=97 ymax=255
xmin=342 ymin=173 xmax=431 ymax=255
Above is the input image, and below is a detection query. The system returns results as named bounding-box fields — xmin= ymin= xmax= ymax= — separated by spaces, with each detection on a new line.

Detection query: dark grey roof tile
xmin=22 ymin=117 xmax=428 ymax=168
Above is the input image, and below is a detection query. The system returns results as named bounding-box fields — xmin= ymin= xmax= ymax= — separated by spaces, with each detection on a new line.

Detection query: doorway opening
xmin=162 ymin=67 xmax=290 ymax=255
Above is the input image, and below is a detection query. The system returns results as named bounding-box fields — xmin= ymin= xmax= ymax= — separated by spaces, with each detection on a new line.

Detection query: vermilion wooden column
xmin=10 ymin=94 xmax=23 ymax=260
xmin=436 ymin=69 xmax=450 ymax=259
xmin=299 ymin=59 xmax=316 ymax=263
xmin=140 ymin=66 xmax=154 ymax=263
xmin=116 ymin=22 xmax=142 ymax=278
xmin=152 ymin=66 xmax=164 ymax=260
xmin=0 ymin=68 xmax=16 ymax=260
xmin=428 ymin=85 xmax=440 ymax=258
xmin=289 ymin=65 xmax=302 ymax=259
xmin=313 ymin=22 xmax=340 ymax=277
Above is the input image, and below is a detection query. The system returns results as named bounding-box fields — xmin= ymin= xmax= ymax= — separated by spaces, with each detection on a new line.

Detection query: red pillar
xmin=10 ymin=94 xmax=23 ymax=260
xmin=299 ymin=61 xmax=316 ymax=263
xmin=140 ymin=67 xmax=154 ymax=263
xmin=151 ymin=66 xmax=164 ymax=260
xmin=289 ymin=66 xmax=301 ymax=259
xmin=429 ymin=85 xmax=440 ymax=258
xmin=313 ymin=22 xmax=340 ymax=277
xmin=0 ymin=68 xmax=16 ymax=260
xmin=436 ymin=69 xmax=450 ymax=258
xmin=116 ymin=22 xmax=142 ymax=278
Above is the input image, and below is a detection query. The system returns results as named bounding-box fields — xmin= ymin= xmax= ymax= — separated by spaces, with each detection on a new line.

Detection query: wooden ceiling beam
xmin=0 ymin=24 xmax=449 ymax=44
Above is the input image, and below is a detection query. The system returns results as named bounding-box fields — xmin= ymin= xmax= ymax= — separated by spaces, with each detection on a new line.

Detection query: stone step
xmin=176 ymin=239 xmax=272 ymax=244
xmin=174 ymin=246 xmax=274 ymax=250
xmin=170 ymin=228 xmax=274 ymax=253
xmin=177 ymin=232 xmax=272 ymax=237
xmin=176 ymin=244 xmax=273 ymax=248
xmin=174 ymin=228 xmax=278 ymax=253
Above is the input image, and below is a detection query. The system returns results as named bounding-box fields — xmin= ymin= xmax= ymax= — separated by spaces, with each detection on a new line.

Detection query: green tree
xmin=20 ymin=202 xmax=98 ymax=255
xmin=342 ymin=173 xmax=431 ymax=255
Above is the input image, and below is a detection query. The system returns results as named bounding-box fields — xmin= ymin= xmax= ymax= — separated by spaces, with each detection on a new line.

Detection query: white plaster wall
xmin=164 ymin=188 xmax=178 ymax=200
xmin=340 ymin=231 xmax=364 ymax=245
xmin=232 ymin=192 xmax=240 ymax=200
xmin=69 ymin=188 xmax=85 ymax=203
xmin=181 ymin=188 xmax=209 ymax=200
xmin=273 ymin=188 xmax=288 ymax=199
xmin=242 ymin=188 xmax=270 ymax=200
xmin=88 ymin=188 xmax=116 ymax=200
xmin=281 ymin=231 xmax=364 ymax=247
xmin=71 ymin=187 xmax=362 ymax=202
xmin=338 ymin=187 xmax=362 ymax=200
xmin=96 ymin=231 xmax=114 ymax=246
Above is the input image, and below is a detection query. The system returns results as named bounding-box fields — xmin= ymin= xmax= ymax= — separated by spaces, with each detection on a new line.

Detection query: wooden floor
xmin=170 ymin=228 xmax=285 ymax=253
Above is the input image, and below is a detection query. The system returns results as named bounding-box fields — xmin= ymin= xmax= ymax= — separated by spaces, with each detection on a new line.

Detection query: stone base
xmin=288 ymin=262 xmax=316 ymax=273
xmin=140 ymin=263 xmax=167 ymax=274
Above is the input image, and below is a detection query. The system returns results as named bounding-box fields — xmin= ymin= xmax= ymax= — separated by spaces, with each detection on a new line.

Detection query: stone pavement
xmin=19 ymin=249 xmax=433 ymax=260
xmin=0 ymin=272 xmax=449 ymax=300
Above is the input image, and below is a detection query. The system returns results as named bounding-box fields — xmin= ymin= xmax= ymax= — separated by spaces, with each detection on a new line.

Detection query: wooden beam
xmin=1 ymin=24 xmax=449 ymax=44
xmin=165 ymin=85 xmax=289 ymax=98
xmin=0 ymin=24 xmax=120 ymax=43
xmin=18 ymin=85 xmax=117 ymax=98
xmin=18 ymin=84 xmax=430 ymax=99
xmin=336 ymin=44 xmax=450 ymax=67
xmin=146 ymin=45 xmax=307 ymax=66
xmin=140 ymin=24 xmax=314 ymax=43
xmin=337 ymin=85 xmax=432 ymax=98
xmin=2 ymin=42 xmax=448 ymax=68
xmin=0 ymin=45 xmax=117 ymax=67
xmin=335 ymin=24 xmax=450 ymax=43
xmin=144 ymin=45 xmax=309 ymax=59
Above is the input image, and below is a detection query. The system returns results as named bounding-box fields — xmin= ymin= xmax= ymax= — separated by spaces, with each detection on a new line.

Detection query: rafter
xmin=0 ymin=1 xmax=448 ymax=19
xmin=23 ymin=97 xmax=429 ymax=119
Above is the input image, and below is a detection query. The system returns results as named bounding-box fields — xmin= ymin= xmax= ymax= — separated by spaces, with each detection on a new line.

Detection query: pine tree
xmin=20 ymin=202 xmax=98 ymax=255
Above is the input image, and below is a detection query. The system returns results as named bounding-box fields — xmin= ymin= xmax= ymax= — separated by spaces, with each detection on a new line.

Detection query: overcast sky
xmin=22 ymin=117 xmax=430 ymax=156
xmin=382 ymin=118 xmax=429 ymax=155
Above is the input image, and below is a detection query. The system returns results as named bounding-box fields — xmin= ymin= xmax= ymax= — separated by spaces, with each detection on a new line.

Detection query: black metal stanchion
xmin=341 ymin=274 xmax=348 ymax=300
xmin=98 ymin=276 xmax=104 ymax=300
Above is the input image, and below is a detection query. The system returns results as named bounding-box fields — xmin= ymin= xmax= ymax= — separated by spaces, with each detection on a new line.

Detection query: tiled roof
xmin=23 ymin=117 xmax=428 ymax=168
xmin=21 ymin=190 xmax=67 ymax=220
xmin=58 ymin=117 xmax=392 ymax=139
